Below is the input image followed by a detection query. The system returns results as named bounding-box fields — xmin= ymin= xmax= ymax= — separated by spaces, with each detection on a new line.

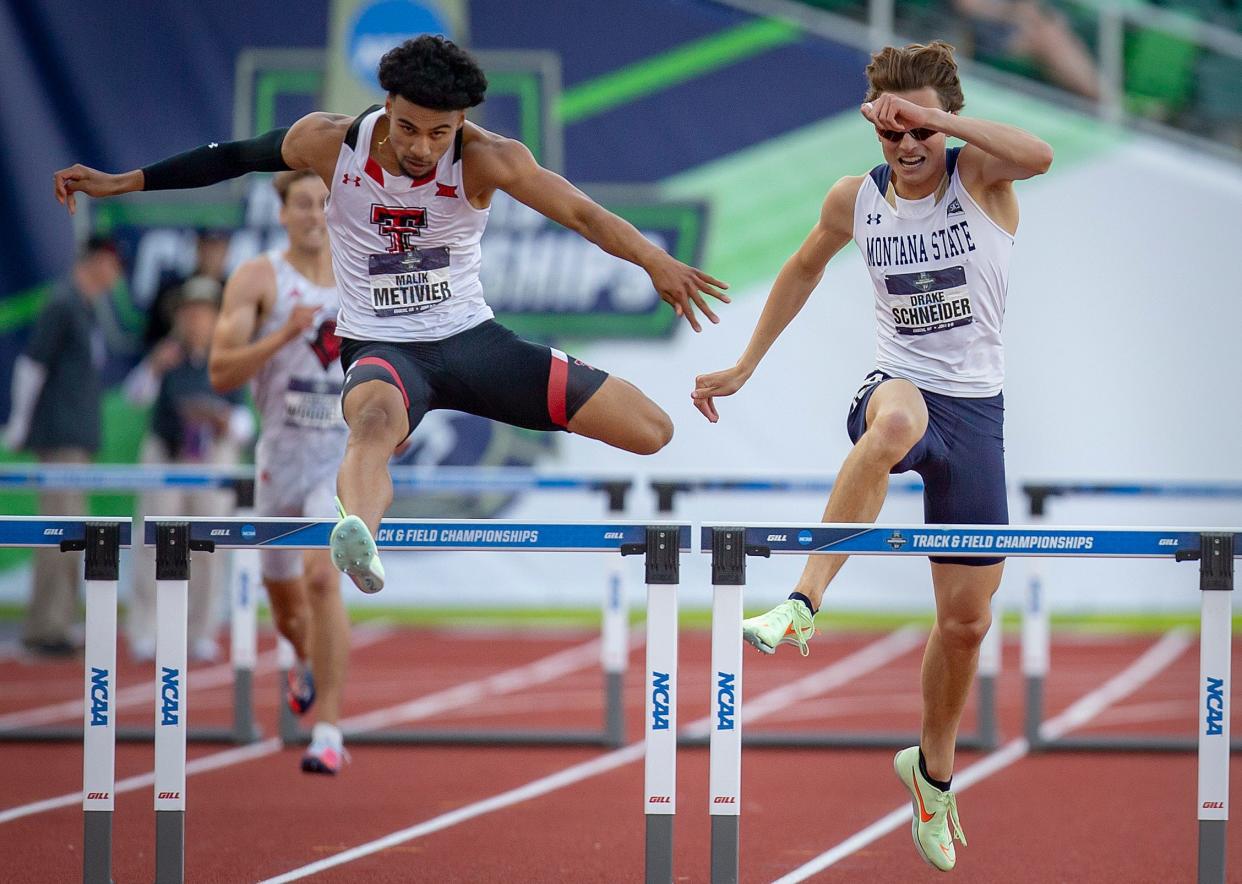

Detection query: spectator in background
xmin=952 ymin=0 xmax=1101 ymax=100
xmin=143 ymin=229 xmax=230 ymax=352
xmin=2 ymin=236 xmax=121 ymax=657
xmin=124 ymin=275 xmax=254 ymax=663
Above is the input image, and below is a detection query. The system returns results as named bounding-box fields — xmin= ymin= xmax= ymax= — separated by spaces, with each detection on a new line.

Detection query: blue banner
xmin=145 ymin=518 xmax=690 ymax=551
xmin=701 ymin=524 xmax=1242 ymax=558
xmin=0 ymin=518 xmax=132 ymax=547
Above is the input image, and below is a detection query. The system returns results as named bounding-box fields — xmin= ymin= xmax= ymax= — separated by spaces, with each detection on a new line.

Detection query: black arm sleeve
xmin=140 ymin=128 xmax=292 ymax=191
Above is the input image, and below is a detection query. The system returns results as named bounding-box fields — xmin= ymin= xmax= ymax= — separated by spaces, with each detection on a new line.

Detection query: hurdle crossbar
xmin=0 ymin=517 xmax=132 ymax=884
xmin=701 ymin=522 xmax=1239 ymax=884
xmin=1021 ymin=482 xmax=1242 ymax=755
xmin=143 ymin=517 xmax=688 ymax=884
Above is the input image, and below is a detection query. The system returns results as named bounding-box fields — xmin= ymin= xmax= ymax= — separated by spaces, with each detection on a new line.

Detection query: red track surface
xmin=2 ymin=625 xmax=1239 ymax=882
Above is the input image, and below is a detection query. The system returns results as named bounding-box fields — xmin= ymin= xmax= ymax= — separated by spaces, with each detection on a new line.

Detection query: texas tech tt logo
xmin=370 ymin=205 xmax=428 ymax=252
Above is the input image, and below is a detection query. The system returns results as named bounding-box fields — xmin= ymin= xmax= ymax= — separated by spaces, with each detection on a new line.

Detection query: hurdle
xmin=265 ymin=467 xmax=636 ymax=748
xmin=1021 ymin=481 xmax=1242 ymax=753
xmin=142 ymin=517 xmax=688 ymax=884
xmin=700 ymin=522 xmax=1237 ymax=884
xmin=0 ymin=516 xmax=131 ymax=884
xmin=0 ymin=464 xmax=634 ymax=747
xmin=651 ymin=473 xmax=999 ymax=751
xmin=0 ymin=464 xmax=255 ymax=745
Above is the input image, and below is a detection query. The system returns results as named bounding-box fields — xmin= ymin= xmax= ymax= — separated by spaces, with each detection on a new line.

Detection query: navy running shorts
xmin=847 ymin=371 xmax=1008 ymax=566
xmin=339 ymin=320 xmax=609 ymax=437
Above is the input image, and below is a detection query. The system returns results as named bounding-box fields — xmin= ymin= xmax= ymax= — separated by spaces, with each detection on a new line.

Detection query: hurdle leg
xmin=154 ymin=523 xmax=190 ymax=884
xmin=643 ymin=527 xmax=680 ymax=884
xmin=81 ymin=524 xmax=120 ymax=884
xmin=276 ymin=635 xmax=301 ymax=745
xmin=1197 ymin=533 xmax=1233 ymax=884
xmin=709 ymin=528 xmax=745 ymax=884
xmin=1022 ymin=560 xmax=1049 ymax=749
xmin=230 ymin=559 xmax=260 ymax=743
xmin=602 ymin=563 xmax=628 ymax=747
xmin=976 ymin=602 xmax=1001 ymax=749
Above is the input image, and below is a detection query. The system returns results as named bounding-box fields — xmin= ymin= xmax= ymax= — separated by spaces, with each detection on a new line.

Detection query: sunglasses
xmin=878 ymin=127 xmax=937 ymax=143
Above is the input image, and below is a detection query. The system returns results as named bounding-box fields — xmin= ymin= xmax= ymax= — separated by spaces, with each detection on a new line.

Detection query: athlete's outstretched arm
xmin=208 ymin=258 xmax=318 ymax=392
xmin=691 ymin=176 xmax=859 ymax=422
xmin=52 ymin=113 xmax=347 ymax=215
xmin=478 ymin=136 xmax=730 ymax=332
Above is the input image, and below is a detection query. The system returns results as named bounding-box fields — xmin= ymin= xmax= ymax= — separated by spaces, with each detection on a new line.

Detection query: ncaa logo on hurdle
xmin=1204 ymin=676 xmax=1225 ymax=736
xmin=160 ymin=666 xmax=181 ymax=726
xmin=650 ymin=671 xmax=671 ymax=730
xmin=716 ymin=671 xmax=736 ymax=730
xmin=89 ymin=667 xmax=109 ymax=726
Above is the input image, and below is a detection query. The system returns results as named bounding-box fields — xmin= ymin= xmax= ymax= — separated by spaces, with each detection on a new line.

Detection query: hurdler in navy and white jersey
xmin=56 ymin=36 xmax=730 ymax=596
xmin=692 ymin=43 xmax=1051 ymax=873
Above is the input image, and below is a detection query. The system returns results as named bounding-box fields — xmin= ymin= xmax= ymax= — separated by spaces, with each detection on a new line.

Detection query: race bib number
xmin=368 ymin=248 xmax=452 ymax=317
xmin=283 ymin=377 xmax=344 ymax=429
xmin=885 ymin=266 xmax=973 ymax=336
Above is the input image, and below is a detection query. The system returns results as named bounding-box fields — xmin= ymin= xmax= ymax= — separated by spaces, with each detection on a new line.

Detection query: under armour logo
xmin=342 ymin=173 xmax=361 ymax=187
xmin=866 ymin=213 xmax=882 ymax=225
xmin=208 ymin=142 xmax=219 ymax=149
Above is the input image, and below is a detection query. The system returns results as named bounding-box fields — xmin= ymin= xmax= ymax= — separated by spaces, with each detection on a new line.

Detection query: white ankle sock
xmin=311 ymin=722 xmax=343 ymax=748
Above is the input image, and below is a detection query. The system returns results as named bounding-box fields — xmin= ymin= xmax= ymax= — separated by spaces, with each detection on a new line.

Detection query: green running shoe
xmin=740 ymin=598 xmax=816 ymax=656
xmin=329 ymin=498 xmax=385 ymax=594
xmin=893 ymin=746 xmax=967 ymax=872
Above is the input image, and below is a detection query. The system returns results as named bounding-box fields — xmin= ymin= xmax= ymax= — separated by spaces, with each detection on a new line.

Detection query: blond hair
xmin=864 ymin=41 xmax=964 ymax=113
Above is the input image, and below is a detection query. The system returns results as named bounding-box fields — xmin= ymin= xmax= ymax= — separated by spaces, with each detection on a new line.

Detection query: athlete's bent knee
xmin=864 ymin=409 xmax=922 ymax=462
xmin=348 ymin=400 xmax=405 ymax=446
xmin=627 ymin=407 xmax=673 ymax=455
xmin=937 ymin=612 xmax=992 ymax=651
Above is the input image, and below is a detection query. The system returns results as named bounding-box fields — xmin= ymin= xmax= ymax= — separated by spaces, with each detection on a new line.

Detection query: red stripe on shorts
xmin=547 ymin=349 xmax=569 ymax=427
xmin=355 ymin=357 xmax=410 ymax=411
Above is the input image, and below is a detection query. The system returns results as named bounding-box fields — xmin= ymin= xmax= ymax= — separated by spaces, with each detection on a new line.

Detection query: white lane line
xmin=0 ymin=631 xmax=614 ymax=825
xmin=771 ymin=628 xmax=1193 ymax=883
xmin=0 ymin=624 xmax=395 ymax=731
xmin=257 ymin=627 xmax=925 ymax=883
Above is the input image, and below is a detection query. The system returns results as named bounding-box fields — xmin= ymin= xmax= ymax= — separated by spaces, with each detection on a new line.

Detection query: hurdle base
xmin=281 ymin=727 xmax=621 ymax=747
xmin=645 ymin=814 xmax=673 ymax=884
xmin=155 ymin=809 xmax=184 ymax=884
xmin=0 ymin=725 xmax=259 ymax=744
xmin=1199 ymin=819 xmax=1226 ymax=884
xmin=677 ymin=731 xmax=994 ymax=750
xmin=711 ymin=815 xmax=739 ymax=884
xmin=83 ymin=810 xmax=113 ymax=884
xmin=1032 ymin=735 xmax=1242 ymax=753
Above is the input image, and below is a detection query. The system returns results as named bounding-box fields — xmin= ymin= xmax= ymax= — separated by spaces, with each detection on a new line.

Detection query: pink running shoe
xmin=301 ymin=739 xmax=347 ymax=775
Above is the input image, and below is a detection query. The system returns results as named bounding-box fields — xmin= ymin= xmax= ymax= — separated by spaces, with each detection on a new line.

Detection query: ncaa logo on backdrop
xmin=348 ymin=0 xmax=453 ymax=90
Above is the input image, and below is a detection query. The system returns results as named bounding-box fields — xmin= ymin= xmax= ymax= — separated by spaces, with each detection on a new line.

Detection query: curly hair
xmin=377 ymin=35 xmax=488 ymax=111
xmin=864 ymin=41 xmax=964 ymax=113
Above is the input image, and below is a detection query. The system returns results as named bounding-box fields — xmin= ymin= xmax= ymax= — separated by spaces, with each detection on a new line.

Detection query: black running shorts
xmin=339 ymin=320 xmax=609 ymax=437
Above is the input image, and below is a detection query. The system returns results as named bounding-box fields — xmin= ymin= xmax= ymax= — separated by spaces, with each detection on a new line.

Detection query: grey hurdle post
xmin=81 ymin=523 xmax=121 ymax=884
xmin=642 ymin=525 xmax=681 ymax=884
xmin=1193 ymin=533 xmax=1233 ymax=884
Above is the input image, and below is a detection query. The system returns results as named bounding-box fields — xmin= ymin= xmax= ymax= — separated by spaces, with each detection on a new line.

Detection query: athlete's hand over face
xmin=646 ymin=255 xmax=730 ymax=334
xmin=690 ymin=364 xmax=752 ymax=423
xmin=860 ymin=96 xmax=941 ymax=134
xmin=53 ymin=165 xmax=134 ymax=215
